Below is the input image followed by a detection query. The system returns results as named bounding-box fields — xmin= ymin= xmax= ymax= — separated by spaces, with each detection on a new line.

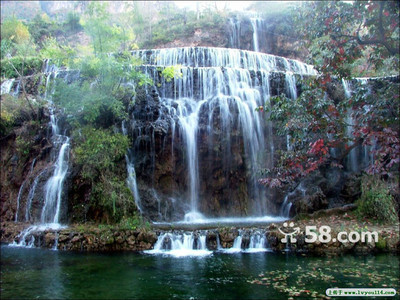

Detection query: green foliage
xmin=72 ymin=126 xmax=134 ymax=222
xmin=375 ymin=238 xmax=387 ymax=250
xmin=1 ymin=56 xmax=43 ymax=78
xmin=259 ymin=2 xmax=399 ymax=188
xmin=260 ymin=74 xmax=399 ymax=187
xmin=161 ymin=65 xmax=183 ymax=82
xmin=1 ymin=17 xmax=31 ymax=45
xmin=118 ymin=215 xmax=146 ymax=230
xmin=0 ymin=39 xmax=14 ymax=60
xmin=27 ymin=13 xmax=62 ymax=47
xmin=53 ymin=53 xmax=151 ymax=127
xmin=357 ymin=176 xmax=398 ymax=224
xmin=15 ymin=135 xmax=32 ymax=159
xmin=39 ymin=37 xmax=76 ymax=67
xmin=65 ymin=12 xmax=82 ymax=33
xmin=0 ymin=92 xmax=44 ymax=136
xmin=294 ymin=1 xmax=399 ymax=77
xmin=73 ymin=126 xmax=129 ymax=180
xmin=81 ymin=2 xmax=126 ymax=55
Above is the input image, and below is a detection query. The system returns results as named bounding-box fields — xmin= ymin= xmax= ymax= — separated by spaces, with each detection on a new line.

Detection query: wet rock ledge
xmin=1 ymin=213 xmax=399 ymax=256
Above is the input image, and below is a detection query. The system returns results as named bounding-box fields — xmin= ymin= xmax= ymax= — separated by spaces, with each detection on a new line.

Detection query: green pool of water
xmin=1 ymin=245 xmax=398 ymax=299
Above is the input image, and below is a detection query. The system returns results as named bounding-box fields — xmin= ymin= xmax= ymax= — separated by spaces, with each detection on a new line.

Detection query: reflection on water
xmin=1 ymin=245 xmax=399 ymax=299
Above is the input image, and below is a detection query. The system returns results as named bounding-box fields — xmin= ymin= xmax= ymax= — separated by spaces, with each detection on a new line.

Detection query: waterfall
xmin=12 ymin=66 xmax=70 ymax=248
xmin=129 ymin=47 xmax=316 ymax=221
xmin=123 ymin=120 xmax=143 ymax=214
xmin=173 ymin=97 xmax=205 ymax=216
xmin=145 ymin=231 xmax=212 ymax=257
xmin=231 ymin=235 xmax=243 ymax=252
xmin=40 ymin=138 xmax=70 ymax=224
xmin=219 ymin=230 xmax=270 ymax=253
xmin=229 ymin=18 xmax=241 ymax=49
xmin=40 ymin=68 xmax=70 ymax=225
xmin=342 ymin=78 xmax=373 ymax=172
xmin=1 ymin=78 xmax=15 ymax=95
xmin=280 ymin=182 xmax=305 ymax=218
xmin=250 ymin=17 xmax=264 ymax=52
xmin=245 ymin=232 xmax=268 ymax=253
xmin=10 ymin=225 xmax=38 ymax=248
xmin=228 ymin=15 xmax=266 ymax=53
xmin=25 ymin=170 xmax=46 ymax=222
xmin=126 ymin=154 xmax=142 ymax=214
xmin=15 ymin=158 xmax=38 ymax=222
xmin=280 ymin=195 xmax=292 ymax=218
xmin=133 ymin=47 xmax=316 ymax=74
xmin=15 ymin=181 xmax=26 ymax=222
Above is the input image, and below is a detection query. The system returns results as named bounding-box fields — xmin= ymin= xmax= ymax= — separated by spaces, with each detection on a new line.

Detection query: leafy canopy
xmin=259 ymin=1 xmax=399 ymax=188
xmin=295 ymin=1 xmax=399 ymax=77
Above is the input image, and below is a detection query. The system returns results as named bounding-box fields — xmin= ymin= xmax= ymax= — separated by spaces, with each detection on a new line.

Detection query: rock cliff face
xmin=228 ymin=15 xmax=307 ymax=60
xmin=124 ymin=47 xmax=316 ymax=222
xmin=2 ymin=51 xmax=397 ymax=226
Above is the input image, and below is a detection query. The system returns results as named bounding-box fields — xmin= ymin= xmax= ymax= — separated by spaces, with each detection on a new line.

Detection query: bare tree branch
xmin=6 ymin=59 xmax=37 ymax=120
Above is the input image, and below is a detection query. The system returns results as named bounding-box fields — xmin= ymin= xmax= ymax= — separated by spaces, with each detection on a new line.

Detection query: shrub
xmin=1 ymin=17 xmax=31 ymax=45
xmin=0 ymin=94 xmax=41 ymax=135
xmin=65 ymin=12 xmax=82 ymax=33
xmin=72 ymin=126 xmax=135 ymax=222
xmin=73 ymin=126 xmax=129 ymax=180
xmin=357 ymin=175 xmax=398 ymax=224
xmin=1 ymin=56 xmax=43 ymax=78
xmin=119 ymin=215 xmax=143 ymax=230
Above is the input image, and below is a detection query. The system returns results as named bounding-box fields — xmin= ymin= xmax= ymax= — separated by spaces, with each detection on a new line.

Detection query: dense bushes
xmin=0 ymin=94 xmax=43 ymax=136
xmin=1 ymin=57 xmax=43 ymax=78
xmin=357 ymin=176 xmax=398 ymax=223
xmin=72 ymin=126 xmax=135 ymax=222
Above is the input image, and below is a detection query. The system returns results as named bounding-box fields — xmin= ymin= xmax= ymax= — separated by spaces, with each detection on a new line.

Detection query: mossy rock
xmin=375 ymin=238 xmax=387 ymax=250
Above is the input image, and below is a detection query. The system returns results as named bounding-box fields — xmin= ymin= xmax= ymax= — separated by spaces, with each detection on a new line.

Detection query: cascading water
xmin=280 ymin=182 xmax=305 ymax=218
xmin=11 ymin=66 xmax=71 ymax=248
xmin=126 ymin=153 xmax=143 ymax=214
xmin=40 ymin=137 xmax=70 ymax=224
xmin=222 ymin=233 xmax=243 ymax=253
xmin=25 ymin=170 xmax=46 ymax=222
xmin=14 ymin=158 xmax=37 ymax=222
xmin=342 ymin=78 xmax=373 ymax=172
xmin=229 ymin=17 xmax=241 ymax=49
xmin=146 ymin=229 xmax=271 ymax=256
xmin=1 ymin=78 xmax=15 ymax=95
xmin=228 ymin=15 xmax=266 ymax=53
xmin=280 ymin=196 xmax=292 ymax=218
xmin=245 ymin=231 xmax=269 ymax=253
xmin=129 ymin=47 xmax=316 ymax=222
xmin=250 ymin=17 xmax=264 ymax=52
xmin=123 ymin=121 xmax=143 ymax=214
xmin=145 ymin=231 xmax=212 ymax=257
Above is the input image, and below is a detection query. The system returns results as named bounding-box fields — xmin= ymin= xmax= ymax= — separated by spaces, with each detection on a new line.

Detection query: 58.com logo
xmin=279 ymin=223 xmax=379 ymax=244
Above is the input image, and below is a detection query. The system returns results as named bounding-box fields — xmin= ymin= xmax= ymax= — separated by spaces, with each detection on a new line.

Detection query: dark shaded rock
xmin=137 ymin=230 xmax=157 ymax=244
xmin=218 ymin=228 xmax=238 ymax=248
xmin=293 ymin=188 xmax=328 ymax=215
xmin=205 ymin=231 xmax=218 ymax=250
xmin=341 ymin=174 xmax=361 ymax=203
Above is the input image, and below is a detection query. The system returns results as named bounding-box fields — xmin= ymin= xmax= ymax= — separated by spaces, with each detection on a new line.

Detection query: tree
xmin=39 ymin=36 xmax=75 ymax=66
xmin=295 ymin=1 xmax=399 ymax=78
xmin=27 ymin=13 xmax=54 ymax=46
xmin=65 ymin=12 xmax=82 ymax=33
xmin=81 ymin=2 xmax=120 ymax=55
xmin=259 ymin=1 xmax=399 ymax=188
xmin=0 ymin=17 xmax=39 ymax=118
xmin=1 ymin=17 xmax=31 ymax=45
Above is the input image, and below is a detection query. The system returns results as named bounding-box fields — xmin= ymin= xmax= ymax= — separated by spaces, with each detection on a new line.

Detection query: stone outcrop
xmin=2 ymin=215 xmax=399 ymax=255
